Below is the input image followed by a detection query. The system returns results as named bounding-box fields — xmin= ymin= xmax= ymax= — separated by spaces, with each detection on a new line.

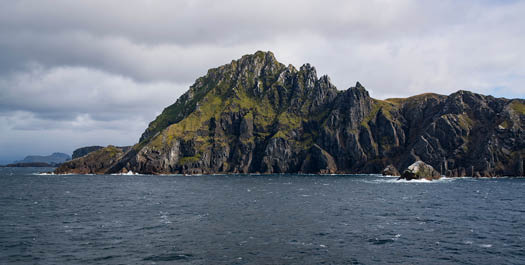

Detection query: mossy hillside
xmin=361 ymin=99 xmax=397 ymax=128
xmin=275 ymin=112 xmax=302 ymax=131
xmin=140 ymin=74 xmax=220 ymax=143
xmin=177 ymin=154 xmax=201 ymax=166
xmin=148 ymin=89 xmax=225 ymax=150
xmin=140 ymin=51 xmax=337 ymax=167
xmin=144 ymin=63 xmax=324 ymax=164
xmin=140 ymin=51 xmax=284 ymax=144
xmin=144 ymin=60 xmax=292 ymax=161
xmin=78 ymin=145 xmax=123 ymax=160
xmin=384 ymin=97 xmax=405 ymax=105
xmin=270 ymin=112 xmax=304 ymax=141
xmin=510 ymin=100 xmax=525 ymax=115
xmin=269 ymin=111 xmax=320 ymax=151
xmin=455 ymin=113 xmax=474 ymax=129
xmin=231 ymin=89 xmax=277 ymax=129
xmin=385 ymin=93 xmax=445 ymax=105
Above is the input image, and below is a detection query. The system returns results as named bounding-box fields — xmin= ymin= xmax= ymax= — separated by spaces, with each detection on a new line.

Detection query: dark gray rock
xmin=382 ymin=164 xmax=400 ymax=176
xmin=399 ymin=161 xmax=441 ymax=181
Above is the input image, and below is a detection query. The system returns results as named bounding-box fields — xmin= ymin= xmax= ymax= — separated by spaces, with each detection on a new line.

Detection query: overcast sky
xmin=1 ymin=0 xmax=524 ymax=163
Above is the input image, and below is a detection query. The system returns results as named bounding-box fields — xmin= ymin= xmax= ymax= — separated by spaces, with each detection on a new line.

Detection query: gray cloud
xmin=0 ymin=64 xmax=183 ymax=117
xmin=0 ymin=0 xmax=524 ymax=163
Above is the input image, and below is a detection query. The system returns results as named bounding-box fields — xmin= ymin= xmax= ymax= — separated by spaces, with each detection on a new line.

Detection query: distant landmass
xmin=14 ymin=152 xmax=70 ymax=166
xmin=1 ymin=162 xmax=54 ymax=167
xmin=56 ymin=51 xmax=525 ymax=176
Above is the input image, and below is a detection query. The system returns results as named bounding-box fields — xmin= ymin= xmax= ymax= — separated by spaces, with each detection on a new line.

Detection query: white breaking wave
xmin=33 ymin=172 xmax=56 ymax=175
xmin=377 ymin=175 xmax=399 ymax=178
xmin=367 ymin=177 xmax=456 ymax=184
xmin=111 ymin=171 xmax=141 ymax=175
xmin=479 ymin=244 xmax=492 ymax=248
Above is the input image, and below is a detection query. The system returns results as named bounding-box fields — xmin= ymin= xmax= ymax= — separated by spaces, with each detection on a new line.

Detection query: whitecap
xmin=159 ymin=211 xmax=171 ymax=224
xmin=111 ymin=171 xmax=141 ymax=176
xmin=479 ymin=244 xmax=492 ymax=248
xmin=369 ymin=177 xmax=456 ymax=184
xmin=377 ymin=175 xmax=399 ymax=178
xmin=32 ymin=172 xmax=56 ymax=175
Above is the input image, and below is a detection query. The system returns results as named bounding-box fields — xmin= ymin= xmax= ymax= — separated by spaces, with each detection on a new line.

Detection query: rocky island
xmin=55 ymin=51 xmax=525 ymax=177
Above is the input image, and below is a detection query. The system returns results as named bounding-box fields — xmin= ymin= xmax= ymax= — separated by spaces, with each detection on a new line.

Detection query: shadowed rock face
xmin=55 ymin=51 xmax=525 ymax=176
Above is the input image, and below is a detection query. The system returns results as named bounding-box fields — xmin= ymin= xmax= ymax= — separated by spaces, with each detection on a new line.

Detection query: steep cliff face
xmin=55 ymin=51 xmax=525 ymax=176
xmin=390 ymin=91 xmax=525 ymax=177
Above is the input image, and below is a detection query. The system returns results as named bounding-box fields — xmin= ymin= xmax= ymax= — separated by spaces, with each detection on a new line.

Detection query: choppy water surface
xmin=1 ymin=167 xmax=524 ymax=264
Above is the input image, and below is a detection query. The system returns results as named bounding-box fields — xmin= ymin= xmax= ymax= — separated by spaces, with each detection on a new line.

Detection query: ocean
xmin=1 ymin=167 xmax=524 ymax=264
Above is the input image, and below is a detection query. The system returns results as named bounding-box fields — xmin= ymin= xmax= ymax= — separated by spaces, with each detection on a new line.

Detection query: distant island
xmin=55 ymin=51 xmax=525 ymax=177
xmin=3 ymin=152 xmax=71 ymax=167
xmin=1 ymin=162 xmax=55 ymax=168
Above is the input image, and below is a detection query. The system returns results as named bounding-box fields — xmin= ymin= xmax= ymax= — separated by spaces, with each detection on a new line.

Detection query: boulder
xmin=399 ymin=161 xmax=441 ymax=181
xmin=382 ymin=164 xmax=400 ymax=176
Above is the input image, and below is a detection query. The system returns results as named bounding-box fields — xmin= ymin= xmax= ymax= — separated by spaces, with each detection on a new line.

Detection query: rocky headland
xmin=55 ymin=51 xmax=525 ymax=177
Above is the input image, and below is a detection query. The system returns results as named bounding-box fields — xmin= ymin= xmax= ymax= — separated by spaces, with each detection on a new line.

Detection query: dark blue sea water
xmin=1 ymin=167 xmax=524 ymax=264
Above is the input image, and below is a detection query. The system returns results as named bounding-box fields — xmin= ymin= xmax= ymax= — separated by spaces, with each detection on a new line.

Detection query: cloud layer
xmin=0 ymin=0 xmax=524 ymax=163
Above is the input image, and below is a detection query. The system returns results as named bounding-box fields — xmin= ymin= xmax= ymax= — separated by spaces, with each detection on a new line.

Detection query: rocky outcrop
xmin=55 ymin=146 xmax=127 ymax=174
xmin=382 ymin=165 xmax=400 ymax=176
xmin=54 ymin=51 xmax=525 ymax=176
xmin=399 ymin=161 xmax=441 ymax=180
xmin=71 ymin=145 xmax=131 ymax=159
xmin=72 ymin=146 xmax=104 ymax=159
